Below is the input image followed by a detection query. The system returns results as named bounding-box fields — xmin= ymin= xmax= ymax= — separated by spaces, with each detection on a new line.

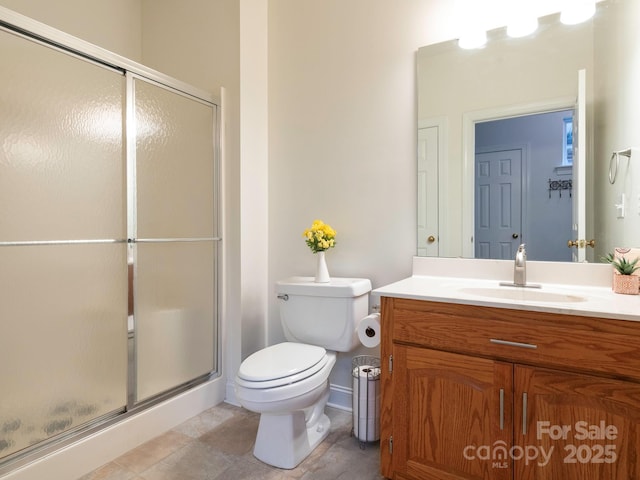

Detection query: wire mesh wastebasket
xmin=352 ymin=355 xmax=381 ymax=446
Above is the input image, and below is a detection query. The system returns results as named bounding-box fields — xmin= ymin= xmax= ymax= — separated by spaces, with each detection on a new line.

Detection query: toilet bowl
xmin=234 ymin=342 xmax=337 ymax=469
xmin=234 ymin=276 xmax=372 ymax=469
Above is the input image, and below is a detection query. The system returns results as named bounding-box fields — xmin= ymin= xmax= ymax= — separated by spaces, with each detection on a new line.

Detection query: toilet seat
xmin=235 ymin=350 xmax=336 ymax=407
xmin=236 ymin=342 xmax=328 ymax=389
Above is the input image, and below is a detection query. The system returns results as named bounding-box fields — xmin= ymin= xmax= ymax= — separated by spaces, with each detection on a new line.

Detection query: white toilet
xmin=234 ymin=276 xmax=372 ymax=469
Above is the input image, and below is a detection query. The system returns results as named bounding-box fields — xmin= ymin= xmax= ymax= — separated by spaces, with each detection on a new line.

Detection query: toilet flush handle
xmin=277 ymin=294 xmax=289 ymax=301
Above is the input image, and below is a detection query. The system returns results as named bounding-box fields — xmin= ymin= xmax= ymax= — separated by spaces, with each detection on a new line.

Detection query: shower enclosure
xmin=0 ymin=10 xmax=220 ymax=469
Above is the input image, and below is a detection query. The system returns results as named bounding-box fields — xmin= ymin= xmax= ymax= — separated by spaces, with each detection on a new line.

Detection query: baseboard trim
xmin=225 ymin=378 xmax=240 ymax=406
xmin=327 ymin=383 xmax=353 ymax=412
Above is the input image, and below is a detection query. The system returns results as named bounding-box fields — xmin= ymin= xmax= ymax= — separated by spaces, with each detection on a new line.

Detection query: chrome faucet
xmin=514 ymin=244 xmax=527 ymax=286
xmin=499 ymin=244 xmax=540 ymax=288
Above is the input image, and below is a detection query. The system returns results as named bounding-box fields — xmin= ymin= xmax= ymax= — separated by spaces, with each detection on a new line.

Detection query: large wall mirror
xmin=417 ymin=0 xmax=640 ymax=263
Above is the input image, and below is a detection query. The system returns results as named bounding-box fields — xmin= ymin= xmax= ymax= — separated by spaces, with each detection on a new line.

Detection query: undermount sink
xmin=458 ymin=286 xmax=587 ymax=303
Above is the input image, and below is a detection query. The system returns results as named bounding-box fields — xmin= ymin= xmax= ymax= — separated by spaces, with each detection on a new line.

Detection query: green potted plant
xmin=603 ymin=253 xmax=640 ymax=295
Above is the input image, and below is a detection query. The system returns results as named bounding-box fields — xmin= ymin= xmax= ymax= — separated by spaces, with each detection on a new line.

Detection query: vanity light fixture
xmin=457 ymin=0 xmax=598 ymax=50
xmin=560 ymin=0 xmax=596 ymax=25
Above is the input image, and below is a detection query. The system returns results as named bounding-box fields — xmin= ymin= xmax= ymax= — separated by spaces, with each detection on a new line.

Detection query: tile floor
xmin=79 ymin=403 xmax=384 ymax=480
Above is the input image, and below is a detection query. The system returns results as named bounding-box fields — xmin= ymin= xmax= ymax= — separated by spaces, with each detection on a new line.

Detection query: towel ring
xmin=609 ymin=148 xmax=632 ymax=184
xmin=608 ymin=152 xmax=619 ymax=184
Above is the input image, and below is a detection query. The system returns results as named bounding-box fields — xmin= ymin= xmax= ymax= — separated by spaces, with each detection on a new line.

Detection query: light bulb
xmin=560 ymin=0 xmax=596 ymax=25
xmin=458 ymin=28 xmax=487 ymax=49
xmin=507 ymin=15 xmax=538 ymax=38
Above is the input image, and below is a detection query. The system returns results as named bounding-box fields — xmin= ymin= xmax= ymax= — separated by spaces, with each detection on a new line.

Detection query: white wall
xmin=238 ymin=0 xmax=269 ymax=364
xmin=0 ymin=0 xmax=142 ymax=61
xmin=267 ymin=0 xmax=447 ymax=397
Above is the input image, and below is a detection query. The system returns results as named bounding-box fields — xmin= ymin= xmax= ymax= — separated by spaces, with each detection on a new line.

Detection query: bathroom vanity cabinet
xmin=379 ymin=297 xmax=640 ymax=480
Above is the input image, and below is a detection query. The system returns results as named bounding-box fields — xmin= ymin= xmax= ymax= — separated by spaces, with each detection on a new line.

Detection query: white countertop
xmin=373 ymin=258 xmax=640 ymax=322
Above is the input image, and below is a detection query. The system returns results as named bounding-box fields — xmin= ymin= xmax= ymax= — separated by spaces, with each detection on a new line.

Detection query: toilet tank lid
xmin=276 ymin=277 xmax=371 ymax=297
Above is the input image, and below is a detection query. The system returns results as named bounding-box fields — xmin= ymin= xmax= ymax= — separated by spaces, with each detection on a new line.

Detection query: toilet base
xmin=253 ymin=406 xmax=331 ymax=469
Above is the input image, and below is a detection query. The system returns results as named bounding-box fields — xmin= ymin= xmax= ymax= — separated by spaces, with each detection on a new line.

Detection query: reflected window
xmin=563 ymin=117 xmax=573 ymax=165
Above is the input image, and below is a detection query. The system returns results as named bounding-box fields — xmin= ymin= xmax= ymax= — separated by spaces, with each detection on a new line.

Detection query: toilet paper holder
xmin=357 ymin=312 xmax=381 ymax=348
xmin=366 ymin=305 xmax=381 ymax=338
xmin=351 ymin=355 xmax=381 ymax=447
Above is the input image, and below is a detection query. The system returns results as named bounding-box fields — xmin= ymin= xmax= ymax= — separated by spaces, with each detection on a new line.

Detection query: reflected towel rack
xmin=609 ymin=148 xmax=632 ymax=184
xmin=548 ymin=178 xmax=572 ymax=198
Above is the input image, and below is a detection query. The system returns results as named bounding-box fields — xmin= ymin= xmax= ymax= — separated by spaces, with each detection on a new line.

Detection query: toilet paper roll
xmin=352 ymin=366 xmax=381 ymax=408
xmin=357 ymin=313 xmax=381 ymax=348
xmin=352 ymin=365 xmax=381 ymax=442
xmin=354 ymin=417 xmax=380 ymax=442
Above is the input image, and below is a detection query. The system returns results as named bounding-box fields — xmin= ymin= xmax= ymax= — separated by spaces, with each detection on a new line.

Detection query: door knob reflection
xmin=567 ymin=239 xmax=596 ymax=248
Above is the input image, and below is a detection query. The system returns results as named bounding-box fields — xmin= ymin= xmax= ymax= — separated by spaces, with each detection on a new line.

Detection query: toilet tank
xmin=275 ymin=276 xmax=372 ymax=352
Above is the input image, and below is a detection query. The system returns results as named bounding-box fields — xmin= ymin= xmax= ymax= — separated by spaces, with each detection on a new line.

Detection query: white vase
xmin=315 ymin=251 xmax=330 ymax=283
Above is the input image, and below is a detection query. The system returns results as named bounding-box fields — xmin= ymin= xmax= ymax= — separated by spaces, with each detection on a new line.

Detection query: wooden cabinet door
xmin=391 ymin=345 xmax=513 ymax=480
xmin=515 ymin=365 xmax=640 ymax=480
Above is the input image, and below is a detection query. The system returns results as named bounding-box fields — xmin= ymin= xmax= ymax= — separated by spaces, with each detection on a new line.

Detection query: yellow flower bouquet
xmin=303 ymin=219 xmax=336 ymax=253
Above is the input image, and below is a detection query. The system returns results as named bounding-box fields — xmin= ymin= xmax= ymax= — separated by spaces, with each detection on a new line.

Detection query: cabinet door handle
xmin=490 ymin=338 xmax=537 ymax=349
xmin=522 ymin=392 xmax=528 ymax=435
xmin=499 ymin=388 xmax=504 ymax=430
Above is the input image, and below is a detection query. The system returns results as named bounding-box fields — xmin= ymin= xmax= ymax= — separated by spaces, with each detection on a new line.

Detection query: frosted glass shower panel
xmin=0 ymin=15 xmax=220 ymax=464
xmin=0 ymin=244 xmax=128 ymax=458
xmin=0 ymin=30 xmax=125 ymax=242
xmin=135 ymin=241 xmax=216 ymax=401
xmin=134 ymin=78 xmax=215 ymax=239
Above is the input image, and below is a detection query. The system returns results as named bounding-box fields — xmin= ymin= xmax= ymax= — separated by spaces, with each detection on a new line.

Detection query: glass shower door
xmin=131 ymin=76 xmax=218 ymax=402
xmin=0 ymin=30 xmax=128 ymax=459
